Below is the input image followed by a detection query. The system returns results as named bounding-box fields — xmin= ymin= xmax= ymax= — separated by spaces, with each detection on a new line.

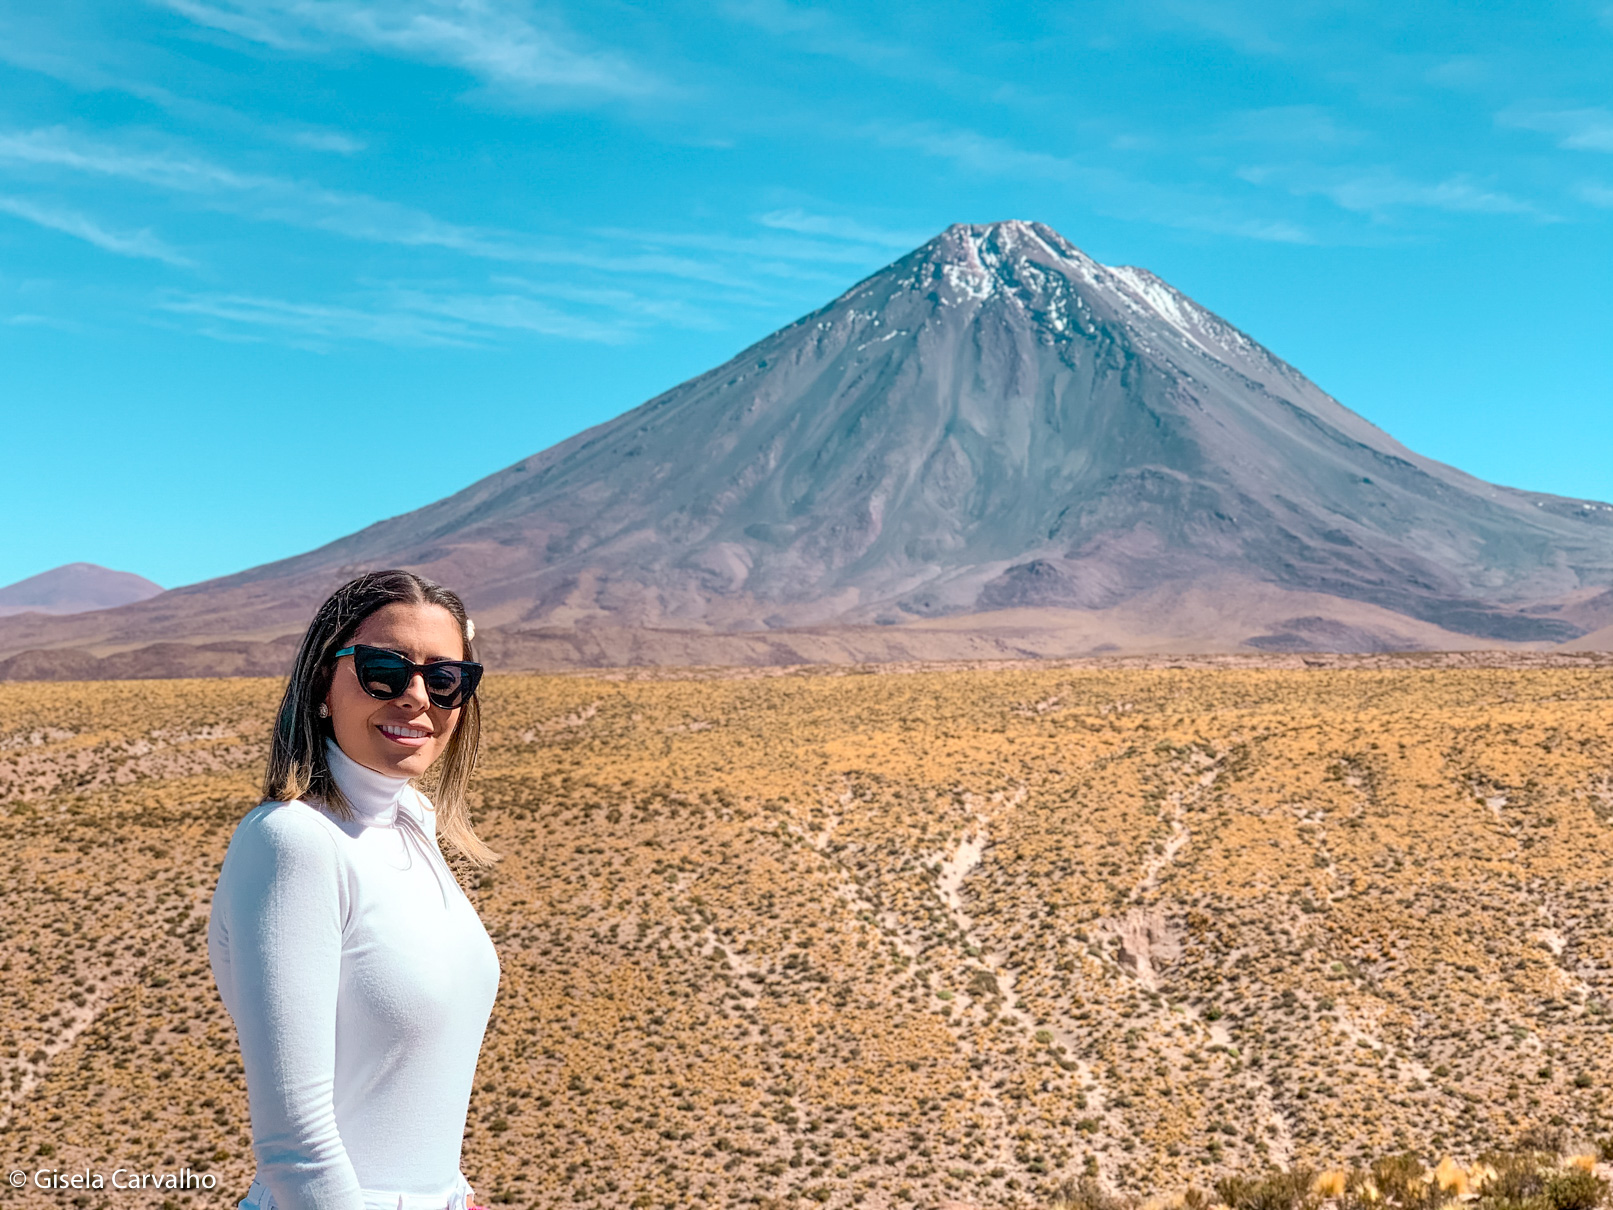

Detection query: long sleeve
xmin=208 ymin=806 xmax=362 ymax=1210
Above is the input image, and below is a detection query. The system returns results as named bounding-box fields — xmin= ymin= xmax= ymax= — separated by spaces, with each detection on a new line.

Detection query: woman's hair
xmin=263 ymin=569 xmax=497 ymax=867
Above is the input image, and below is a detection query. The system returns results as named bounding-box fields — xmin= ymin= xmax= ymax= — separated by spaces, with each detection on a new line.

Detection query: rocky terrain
xmin=5 ymin=221 xmax=1613 ymax=677
xmin=8 ymin=659 xmax=1613 ymax=1207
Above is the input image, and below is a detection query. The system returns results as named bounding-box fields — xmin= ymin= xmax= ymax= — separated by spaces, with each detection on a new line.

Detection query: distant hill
xmin=4 ymin=220 xmax=1613 ymax=676
xmin=0 ymin=563 xmax=163 ymax=618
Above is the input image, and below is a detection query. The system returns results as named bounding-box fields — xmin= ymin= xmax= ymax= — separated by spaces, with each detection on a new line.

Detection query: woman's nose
xmin=397 ymin=672 xmax=431 ymax=708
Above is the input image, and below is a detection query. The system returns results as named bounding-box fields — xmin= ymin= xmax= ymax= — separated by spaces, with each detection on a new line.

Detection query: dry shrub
xmin=1465 ymin=1151 xmax=1607 ymax=1210
xmin=1543 ymin=1169 xmax=1609 ymax=1210
xmin=1478 ymin=1150 xmax=1553 ymax=1207
xmin=1518 ymin=1127 xmax=1569 ymax=1157
xmin=1363 ymin=1153 xmax=1445 ymax=1210
xmin=1215 ymin=1168 xmax=1319 ymax=1210
xmin=1049 ymin=1175 xmax=1135 ymax=1210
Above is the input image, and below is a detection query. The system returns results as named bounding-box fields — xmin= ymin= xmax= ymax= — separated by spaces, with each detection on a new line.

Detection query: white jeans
xmin=238 ymin=1172 xmax=477 ymax=1210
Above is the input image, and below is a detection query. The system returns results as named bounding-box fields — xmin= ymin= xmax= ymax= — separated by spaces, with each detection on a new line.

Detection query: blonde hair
xmin=263 ymin=570 xmax=497 ymax=867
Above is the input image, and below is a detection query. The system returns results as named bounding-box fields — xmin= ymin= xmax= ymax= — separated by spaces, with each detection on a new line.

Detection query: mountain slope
xmin=4 ymin=220 xmax=1612 ymax=668
xmin=0 ymin=563 xmax=163 ymax=618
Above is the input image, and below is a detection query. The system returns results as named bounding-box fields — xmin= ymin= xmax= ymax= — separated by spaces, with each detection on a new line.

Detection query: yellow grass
xmin=4 ymin=664 xmax=1613 ymax=1208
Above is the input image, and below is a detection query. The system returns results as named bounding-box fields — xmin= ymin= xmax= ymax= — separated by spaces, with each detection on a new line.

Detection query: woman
xmin=207 ymin=570 xmax=500 ymax=1210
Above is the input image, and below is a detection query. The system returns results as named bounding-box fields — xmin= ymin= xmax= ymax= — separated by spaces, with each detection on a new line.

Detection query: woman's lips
xmin=377 ymin=722 xmax=433 ymax=747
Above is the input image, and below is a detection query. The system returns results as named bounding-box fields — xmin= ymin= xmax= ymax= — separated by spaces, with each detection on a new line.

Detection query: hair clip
xmin=465 ymin=618 xmax=476 ymax=641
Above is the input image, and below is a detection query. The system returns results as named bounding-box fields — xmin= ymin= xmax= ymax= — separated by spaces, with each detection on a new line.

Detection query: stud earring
xmin=317 ymin=703 xmax=330 ymax=718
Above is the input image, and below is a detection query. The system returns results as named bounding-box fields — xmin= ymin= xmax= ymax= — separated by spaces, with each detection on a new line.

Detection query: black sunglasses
xmin=332 ymin=644 xmax=483 ymax=710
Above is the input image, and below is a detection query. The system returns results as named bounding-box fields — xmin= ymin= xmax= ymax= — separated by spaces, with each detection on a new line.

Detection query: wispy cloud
xmin=160 ymin=0 xmax=659 ymax=98
xmin=0 ymin=126 xmax=758 ymax=282
xmin=1499 ymin=106 xmax=1613 ymax=153
xmin=1143 ymin=0 xmax=1285 ymax=56
xmin=4 ymin=312 xmax=81 ymax=331
xmin=1239 ymin=164 xmax=1549 ymax=219
xmin=281 ymin=127 xmax=367 ymax=154
xmin=0 ymin=20 xmax=387 ymax=160
xmin=591 ymin=224 xmax=900 ymax=274
xmin=757 ymin=208 xmax=927 ymax=249
xmin=0 ymin=125 xmax=519 ymax=253
xmin=0 ymin=194 xmax=191 ymax=264
xmin=0 ymin=126 xmax=259 ymax=191
xmin=0 ymin=125 xmax=910 ymax=333
xmin=381 ymin=287 xmax=630 ymax=341
xmin=488 ymin=276 xmax=723 ymax=329
xmin=159 ymin=285 xmax=631 ymax=349
xmin=721 ymin=0 xmax=831 ymax=37
xmin=863 ymin=121 xmax=1314 ymax=244
xmin=721 ymin=0 xmax=917 ymax=75
xmin=156 ymin=259 xmax=763 ymax=349
xmin=1578 ymin=183 xmax=1613 ymax=208
xmin=1425 ymin=56 xmax=1492 ymax=90
xmin=1220 ymin=105 xmax=1367 ymax=148
xmin=158 ymin=0 xmax=302 ymax=47
xmin=159 ymin=292 xmax=478 ymax=348
xmin=863 ymin=121 xmax=1079 ymax=182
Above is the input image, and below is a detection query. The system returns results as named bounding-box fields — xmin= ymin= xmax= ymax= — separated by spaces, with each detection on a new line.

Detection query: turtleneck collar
xmin=325 ymin=738 xmax=414 ymax=828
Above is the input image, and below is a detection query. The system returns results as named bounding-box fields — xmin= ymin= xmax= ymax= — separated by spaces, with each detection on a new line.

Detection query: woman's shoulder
xmin=213 ymin=800 xmax=355 ymax=918
xmin=226 ymin=798 xmax=348 ymax=863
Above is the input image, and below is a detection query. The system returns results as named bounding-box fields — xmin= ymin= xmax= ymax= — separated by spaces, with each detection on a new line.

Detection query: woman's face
xmin=324 ymin=601 xmax=467 ymax=779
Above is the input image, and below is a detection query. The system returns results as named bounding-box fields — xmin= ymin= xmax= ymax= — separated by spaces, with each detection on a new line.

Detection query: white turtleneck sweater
xmin=207 ymin=741 xmax=501 ymax=1210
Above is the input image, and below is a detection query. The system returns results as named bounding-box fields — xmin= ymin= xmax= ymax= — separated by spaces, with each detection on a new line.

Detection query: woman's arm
xmin=208 ymin=807 xmax=362 ymax=1210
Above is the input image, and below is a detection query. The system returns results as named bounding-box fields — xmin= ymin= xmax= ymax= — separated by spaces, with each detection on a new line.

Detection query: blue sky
xmin=3 ymin=0 xmax=1613 ymax=590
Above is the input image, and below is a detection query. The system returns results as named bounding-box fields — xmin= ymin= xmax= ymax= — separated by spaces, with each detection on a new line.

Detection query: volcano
xmin=6 ymin=220 xmax=1613 ymax=675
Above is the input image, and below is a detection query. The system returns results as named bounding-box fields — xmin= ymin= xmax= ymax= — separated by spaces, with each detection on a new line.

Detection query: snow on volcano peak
xmin=1100 ymin=264 xmax=1225 ymax=357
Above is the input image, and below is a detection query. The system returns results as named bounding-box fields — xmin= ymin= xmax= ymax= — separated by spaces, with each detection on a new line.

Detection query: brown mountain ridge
xmin=0 ymin=562 xmax=163 ymax=618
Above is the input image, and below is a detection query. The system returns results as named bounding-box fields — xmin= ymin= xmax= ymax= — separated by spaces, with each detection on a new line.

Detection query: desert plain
xmin=6 ymin=657 xmax=1613 ymax=1209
